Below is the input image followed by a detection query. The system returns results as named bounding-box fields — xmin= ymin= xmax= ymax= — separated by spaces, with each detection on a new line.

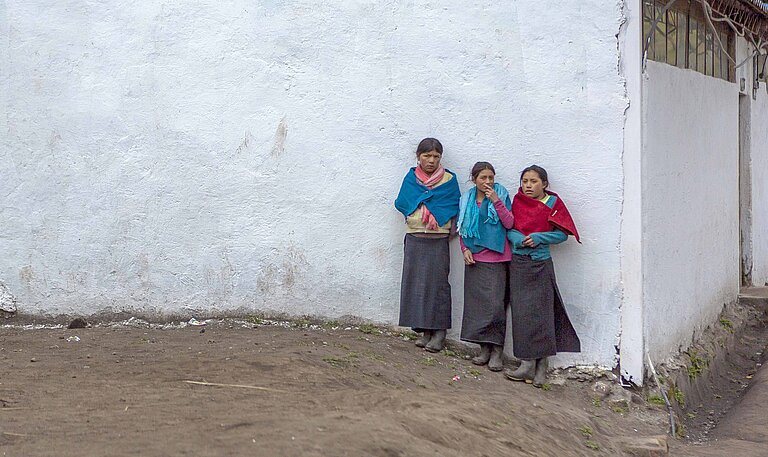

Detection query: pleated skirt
xmin=460 ymin=261 xmax=508 ymax=346
xmin=398 ymin=234 xmax=452 ymax=331
xmin=509 ymin=254 xmax=580 ymax=359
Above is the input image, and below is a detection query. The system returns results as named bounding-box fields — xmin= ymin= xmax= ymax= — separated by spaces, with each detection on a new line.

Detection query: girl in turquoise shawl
xmin=457 ymin=162 xmax=514 ymax=371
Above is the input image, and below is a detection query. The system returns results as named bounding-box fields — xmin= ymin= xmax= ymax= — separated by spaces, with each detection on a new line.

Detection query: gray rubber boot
xmin=504 ymin=359 xmax=535 ymax=382
xmin=472 ymin=344 xmax=491 ymax=366
xmin=415 ymin=330 xmax=433 ymax=348
xmin=532 ymin=357 xmax=549 ymax=388
xmin=488 ymin=345 xmax=504 ymax=372
xmin=425 ymin=329 xmax=446 ymax=353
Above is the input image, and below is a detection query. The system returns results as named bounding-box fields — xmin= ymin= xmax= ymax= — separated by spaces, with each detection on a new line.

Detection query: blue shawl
xmin=394 ymin=168 xmax=461 ymax=226
xmin=457 ymin=183 xmax=511 ymax=254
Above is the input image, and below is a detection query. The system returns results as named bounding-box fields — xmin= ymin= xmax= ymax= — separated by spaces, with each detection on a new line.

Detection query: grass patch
xmin=322 ymin=320 xmax=341 ymax=329
xmin=245 ymin=315 xmax=264 ymax=325
xmin=395 ymin=330 xmax=418 ymax=341
xmin=578 ymin=426 xmax=593 ymax=438
xmin=591 ymin=398 xmax=602 ymax=407
xmin=542 ymin=383 xmax=552 ymax=391
xmin=584 ymin=440 xmax=600 ymax=450
xmin=293 ymin=316 xmax=313 ymax=328
xmin=610 ymin=404 xmax=628 ymax=414
xmin=672 ymin=387 xmax=685 ymax=407
xmin=441 ymin=349 xmax=457 ymax=357
xmin=421 ymin=357 xmax=438 ymax=367
xmin=468 ymin=368 xmax=481 ymax=378
xmin=359 ymin=323 xmax=382 ymax=335
xmin=686 ymin=412 xmax=697 ymax=419
xmin=686 ymin=350 xmax=708 ymax=379
xmin=363 ymin=350 xmax=385 ymax=362
xmin=675 ymin=422 xmax=686 ymax=439
xmin=647 ymin=395 xmax=667 ymax=406
xmin=322 ymin=355 xmax=357 ymax=369
xmin=719 ymin=318 xmax=734 ymax=333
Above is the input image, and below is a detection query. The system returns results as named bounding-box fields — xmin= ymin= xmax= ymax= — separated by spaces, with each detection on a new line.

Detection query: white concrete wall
xmin=749 ymin=84 xmax=768 ymax=287
xmin=642 ymin=61 xmax=740 ymax=360
xmin=1 ymin=1 xmax=627 ymax=367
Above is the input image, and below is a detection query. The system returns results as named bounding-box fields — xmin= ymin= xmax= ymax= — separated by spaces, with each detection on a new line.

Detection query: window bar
xmin=684 ymin=1 xmax=690 ymax=69
xmin=667 ymin=8 xmax=674 ymax=66
xmin=690 ymin=19 xmax=697 ymax=72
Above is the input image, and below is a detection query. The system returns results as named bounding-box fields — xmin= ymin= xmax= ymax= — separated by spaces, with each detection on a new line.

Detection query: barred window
xmin=643 ymin=0 xmax=734 ymax=82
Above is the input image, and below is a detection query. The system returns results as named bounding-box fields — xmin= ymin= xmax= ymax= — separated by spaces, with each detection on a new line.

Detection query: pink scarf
xmin=414 ymin=165 xmax=446 ymax=230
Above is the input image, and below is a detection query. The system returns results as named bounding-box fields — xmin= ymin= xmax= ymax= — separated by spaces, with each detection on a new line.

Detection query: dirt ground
xmin=0 ymin=316 xmax=756 ymax=456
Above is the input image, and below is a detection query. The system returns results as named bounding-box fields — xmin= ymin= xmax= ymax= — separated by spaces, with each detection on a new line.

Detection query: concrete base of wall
xmin=653 ymin=298 xmax=768 ymax=441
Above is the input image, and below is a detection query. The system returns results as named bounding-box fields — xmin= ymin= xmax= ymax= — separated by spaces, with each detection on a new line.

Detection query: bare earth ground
xmin=0 ymin=317 xmax=755 ymax=456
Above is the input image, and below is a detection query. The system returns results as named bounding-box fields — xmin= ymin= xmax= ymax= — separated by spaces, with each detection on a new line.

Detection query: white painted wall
xmin=618 ymin=0 xmax=645 ymax=385
xmin=1 ymin=1 xmax=627 ymax=367
xmin=749 ymin=83 xmax=768 ymax=287
xmin=642 ymin=61 xmax=740 ymax=360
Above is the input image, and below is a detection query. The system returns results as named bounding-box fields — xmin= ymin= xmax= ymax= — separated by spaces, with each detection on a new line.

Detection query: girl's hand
xmin=463 ymin=250 xmax=475 ymax=265
xmin=522 ymin=235 xmax=536 ymax=248
xmin=483 ymin=184 xmax=500 ymax=203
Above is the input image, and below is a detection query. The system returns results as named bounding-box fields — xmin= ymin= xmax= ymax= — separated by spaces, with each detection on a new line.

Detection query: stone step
xmin=738 ymin=287 xmax=768 ymax=314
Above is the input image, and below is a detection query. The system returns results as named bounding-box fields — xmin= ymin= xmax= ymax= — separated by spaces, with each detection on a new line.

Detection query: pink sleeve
xmin=494 ymin=200 xmax=515 ymax=229
xmin=459 ymin=237 xmax=467 ymax=252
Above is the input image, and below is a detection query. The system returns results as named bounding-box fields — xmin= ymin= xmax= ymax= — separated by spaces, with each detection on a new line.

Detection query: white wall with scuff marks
xmin=1 ymin=1 xmax=627 ymax=368
xmin=749 ymin=86 xmax=768 ymax=287
xmin=642 ymin=61 xmax=740 ymax=360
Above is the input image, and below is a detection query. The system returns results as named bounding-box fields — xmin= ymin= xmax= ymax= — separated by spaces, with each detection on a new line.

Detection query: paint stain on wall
xmin=236 ymin=131 xmax=254 ymax=155
xmin=256 ymin=245 xmax=307 ymax=295
xmin=19 ymin=266 xmax=34 ymax=286
xmin=270 ymin=117 xmax=287 ymax=157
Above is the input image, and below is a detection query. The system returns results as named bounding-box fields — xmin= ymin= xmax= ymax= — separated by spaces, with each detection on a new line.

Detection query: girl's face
xmin=417 ymin=150 xmax=442 ymax=174
xmin=472 ymin=169 xmax=495 ymax=192
xmin=521 ymin=170 xmax=547 ymax=199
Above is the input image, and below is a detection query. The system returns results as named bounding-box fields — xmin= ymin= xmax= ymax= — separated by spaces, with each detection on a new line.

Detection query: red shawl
xmin=512 ymin=188 xmax=580 ymax=242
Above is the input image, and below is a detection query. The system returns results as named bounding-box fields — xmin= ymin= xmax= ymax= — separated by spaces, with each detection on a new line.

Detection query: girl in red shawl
xmin=504 ymin=165 xmax=581 ymax=387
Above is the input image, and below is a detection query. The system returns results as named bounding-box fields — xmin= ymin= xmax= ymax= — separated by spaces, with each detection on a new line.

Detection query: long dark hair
xmin=415 ymin=138 xmax=443 ymax=156
xmin=470 ymin=162 xmax=495 ymax=180
xmin=520 ymin=165 xmax=548 ymax=187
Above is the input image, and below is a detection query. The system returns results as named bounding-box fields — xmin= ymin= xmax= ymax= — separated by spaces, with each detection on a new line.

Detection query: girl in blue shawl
xmin=457 ymin=162 xmax=514 ymax=371
xmin=394 ymin=138 xmax=461 ymax=353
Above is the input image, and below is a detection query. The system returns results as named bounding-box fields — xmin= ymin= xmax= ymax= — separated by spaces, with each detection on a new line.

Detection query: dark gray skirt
xmin=460 ymin=261 xmax=508 ymax=346
xmin=398 ymin=234 xmax=452 ymax=331
xmin=509 ymin=254 xmax=580 ymax=359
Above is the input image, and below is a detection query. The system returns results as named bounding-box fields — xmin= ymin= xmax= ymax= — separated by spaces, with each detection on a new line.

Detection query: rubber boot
xmin=415 ymin=330 xmax=433 ymax=348
xmin=488 ymin=345 xmax=504 ymax=372
xmin=425 ymin=329 xmax=446 ymax=353
xmin=504 ymin=359 xmax=535 ymax=383
xmin=472 ymin=344 xmax=491 ymax=366
xmin=532 ymin=357 xmax=549 ymax=388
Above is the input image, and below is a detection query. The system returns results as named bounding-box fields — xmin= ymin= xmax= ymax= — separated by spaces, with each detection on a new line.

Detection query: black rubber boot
xmin=532 ymin=357 xmax=549 ymax=388
xmin=425 ymin=329 xmax=446 ymax=353
xmin=488 ymin=345 xmax=504 ymax=372
xmin=415 ymin=330 xmax=433 ymax=348
xmin=504 ymin=359 xmax=535 ymax=383
xmin=471 ymin=344 xmax=491 ymax=366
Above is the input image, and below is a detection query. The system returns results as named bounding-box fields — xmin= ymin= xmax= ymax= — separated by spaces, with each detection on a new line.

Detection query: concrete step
xmin=739 ymin=287 xmax=768 ymax=314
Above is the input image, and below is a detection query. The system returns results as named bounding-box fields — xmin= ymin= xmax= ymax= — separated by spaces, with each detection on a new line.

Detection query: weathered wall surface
xmin=642 ymin=61 xmax=740 ymax=360
xmin=749 ymin=82 xmax=768 ymax=287
xmin=1 ymin=1 xmax=627 ymax=367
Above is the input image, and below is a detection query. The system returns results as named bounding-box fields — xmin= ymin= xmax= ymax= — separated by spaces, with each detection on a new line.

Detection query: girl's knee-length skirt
xmin=460 ymin=261 xmax=508 ymax=346
xmin=509 ymin=254 xmax=580 ymax=359
xmin=398 ymin=234 xmax=452 ymax=331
